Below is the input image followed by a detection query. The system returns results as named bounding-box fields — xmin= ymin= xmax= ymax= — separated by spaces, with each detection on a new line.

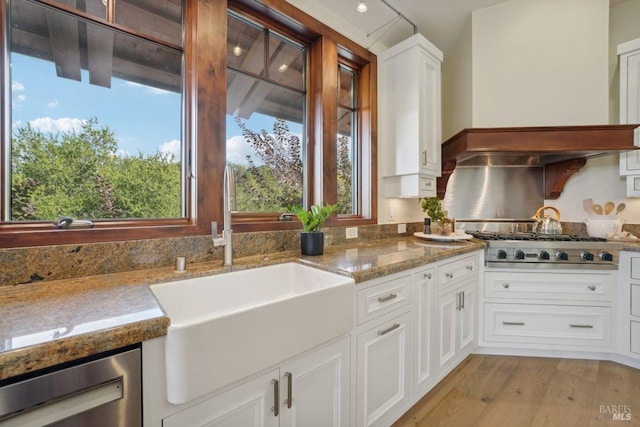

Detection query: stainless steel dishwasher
xmin=0 ymin=346 xmax=141 ymax=426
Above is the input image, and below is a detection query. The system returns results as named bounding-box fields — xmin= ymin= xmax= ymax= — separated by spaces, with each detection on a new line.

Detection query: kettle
xmin=532 ymin=206 xmax=563 ymax=234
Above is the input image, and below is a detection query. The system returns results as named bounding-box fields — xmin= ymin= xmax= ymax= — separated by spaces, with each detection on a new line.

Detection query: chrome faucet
xmin=212 ymin=163 xmax=236 ymax=266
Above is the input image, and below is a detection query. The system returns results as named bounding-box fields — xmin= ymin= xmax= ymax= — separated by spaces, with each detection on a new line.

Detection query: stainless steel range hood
xmin=437 ymin=124 xmax=640 ymax=200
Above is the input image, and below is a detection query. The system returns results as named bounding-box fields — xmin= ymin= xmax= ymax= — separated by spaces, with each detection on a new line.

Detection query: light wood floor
xmin=393 ymin=355 xmax=640 ymax=427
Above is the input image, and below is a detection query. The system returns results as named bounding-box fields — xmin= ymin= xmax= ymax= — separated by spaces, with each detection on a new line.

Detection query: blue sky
xmin=11 ymin=53 xmax=303 ymax=167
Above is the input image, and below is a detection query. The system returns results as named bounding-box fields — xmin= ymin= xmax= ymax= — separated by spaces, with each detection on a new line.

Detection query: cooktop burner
xmin=467 ymin=231 xmax=607 ymax=242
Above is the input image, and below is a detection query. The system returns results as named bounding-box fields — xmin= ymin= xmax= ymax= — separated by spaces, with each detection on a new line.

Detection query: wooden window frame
xmin=0 ymin=0 xmax=376 ymax=248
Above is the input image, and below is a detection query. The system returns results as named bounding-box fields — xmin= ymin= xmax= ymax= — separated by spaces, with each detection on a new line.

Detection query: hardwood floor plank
xmin=394 ymin=355 xmax=640 ymax=427
xmin=530 ymin=361 xmax=597 ymax=427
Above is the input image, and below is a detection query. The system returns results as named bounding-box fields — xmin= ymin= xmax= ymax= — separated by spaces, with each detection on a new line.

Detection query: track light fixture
xmin=357 ymin=0 xmax=367 ymax=13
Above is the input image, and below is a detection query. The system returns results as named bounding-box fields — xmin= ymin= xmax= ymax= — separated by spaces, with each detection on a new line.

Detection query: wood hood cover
xmin=437 ymin=124 xmax=640 ymax=200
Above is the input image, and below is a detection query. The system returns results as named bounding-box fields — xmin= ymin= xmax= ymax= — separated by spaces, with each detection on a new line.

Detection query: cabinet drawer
xmin=632 ymin=321 xmax=640 ymax=354
xmin=630 ymin=257 xmax=640 ymax=280
xmin=484 ymin=272 xmax=615 ymax=302
xmin=632 ymin=284 xmax=640 ymax=317
xmin=357 ymin=275 xmax=411 ymax=325
xmin=484 ymin=303 xmax=611 ymax=348
xmin=437 ymin=254 xmax=477 ymax=293
xmin=419 ymin=175 xmax=437 ymax=195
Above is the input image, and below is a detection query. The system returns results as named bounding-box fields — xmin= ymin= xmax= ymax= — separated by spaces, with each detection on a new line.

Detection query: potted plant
xmin=420 ymin=197 xmax=452 ymax=235
xmin=290 ymin=203 xmax=338 ymax=255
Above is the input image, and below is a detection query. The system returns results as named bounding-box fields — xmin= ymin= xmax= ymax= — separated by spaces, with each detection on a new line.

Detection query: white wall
xmin=472 ymin=0 xmax=609 ymax=127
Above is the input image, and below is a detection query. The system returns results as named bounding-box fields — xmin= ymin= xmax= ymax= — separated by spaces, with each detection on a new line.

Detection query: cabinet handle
xmin=272 ymin=379 xmax=279 ymax=416
xmin=424 ymin=180 xmax=432 ymax=188
xmin=502 ymin=321 xmax=525 ymax=326
xmin=446 ymin=272 xmax=454 ymax=279
xmin=424 ymin=272 xmax=431 ymax=279
xmin=461 ymin=291 xmax=465 ymax=309
xmin=503 ymin=283 xmax=510 ymax=289
xmin=569 ymin=324 xmax=594 ymax=328
xmin=456 ymin=292 xmax=461 ymax=310
xmin=378 ymin=323 xmax=400 ymax=336
xmin=588 ymin=285 xmax=596 ymax=291
xmin=466 ymin=265 xmax=473 ymax=271
xmin=378 ymin=293 xmax=397 ymax=303
xmin=423 ymin=150 xmax=428 ymax=166
xmin=284 ymin=372 xmax=292 ymax=409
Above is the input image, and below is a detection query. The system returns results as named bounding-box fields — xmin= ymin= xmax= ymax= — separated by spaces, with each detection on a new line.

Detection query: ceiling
xmin=313 ymin=0 xmax=630 ymax=53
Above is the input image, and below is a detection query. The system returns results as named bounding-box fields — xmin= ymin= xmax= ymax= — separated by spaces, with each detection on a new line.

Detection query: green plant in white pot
xmin=290 ymin=203 xmax=338 ymax=255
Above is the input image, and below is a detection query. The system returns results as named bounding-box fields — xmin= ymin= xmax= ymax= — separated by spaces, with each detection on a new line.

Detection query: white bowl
xmin=584 ymin=215 xmax=625 ymax=238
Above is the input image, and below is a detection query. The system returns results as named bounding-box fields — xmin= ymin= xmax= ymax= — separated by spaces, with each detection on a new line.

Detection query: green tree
xmin=11 ymin=117 xmax=181 ymax=221
xmin=233 ymin=117 xmax=354 ymax=214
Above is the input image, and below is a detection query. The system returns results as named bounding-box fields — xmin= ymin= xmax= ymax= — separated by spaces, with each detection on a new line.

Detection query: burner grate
xmin=467 ymin=231 xmax=606 ymax=242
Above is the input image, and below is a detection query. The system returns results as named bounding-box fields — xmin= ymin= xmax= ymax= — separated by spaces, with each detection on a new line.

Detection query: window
xmin=0 ymin=0 xmax=376 ymax=247
xmin=337 ymin=64 xmax=357 ymax=215
xmin=226 ymin=12 xmax=306 ymax=213
xmin=6 ymin=0 xmax=184 ymax=222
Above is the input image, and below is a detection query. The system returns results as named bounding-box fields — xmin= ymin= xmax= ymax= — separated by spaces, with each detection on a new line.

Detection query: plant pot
xmin=301 ymin=231 xmax=324 ymax=256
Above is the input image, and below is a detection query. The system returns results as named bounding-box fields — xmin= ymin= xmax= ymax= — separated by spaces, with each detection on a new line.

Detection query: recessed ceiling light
xmin=357 ymin=0 xmax=367 ymax=13
xmin=232 ymin=45 xmax=242 ymax=57
xmin=278 ymin=63 xmax=288 ymax=72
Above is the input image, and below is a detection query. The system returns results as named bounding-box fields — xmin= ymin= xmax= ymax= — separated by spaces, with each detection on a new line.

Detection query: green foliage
xmin=420 ymin=197 xmax=444 ymax=221
xmin=233 ymin=117 xmax=354 ymax=214
xmin=289 ymin=203 xmax=338 ymax=232
xmin=10 ymin=117 xmax=181 ymax=221
xmin=234 ymin=117 xmax=303 ymax=212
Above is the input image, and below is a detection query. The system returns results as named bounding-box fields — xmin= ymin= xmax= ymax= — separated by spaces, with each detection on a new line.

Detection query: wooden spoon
xmin=592 ymin=204 xmax=603 ymax=215
xmin=604 ymin=201 xmax=615 ymax=215
xmin=616 ymin=203 xmax=626 ymax=215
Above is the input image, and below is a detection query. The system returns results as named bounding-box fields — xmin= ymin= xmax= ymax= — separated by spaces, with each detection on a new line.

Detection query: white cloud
xmin=116 ymin=149 xmax=130 ymax=158
xmin=159 ymin=139 xmax=181 ymax=160
xmin=29 ymin=117 xmax=85 ymax=134
xmin=12 ymin=81 xmax=25 ymax=92
xmin=226 ymin=134 xmax=254 ymax=165
xmin=13 ymin=94 xmax=27 ymax=108
xmin=48 ymin=99 xmax=59 ymax=109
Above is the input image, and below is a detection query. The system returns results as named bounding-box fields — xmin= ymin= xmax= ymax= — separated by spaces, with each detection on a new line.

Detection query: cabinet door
xmin=357 ymin=311 xmax=411 ymax=427
xmin=162 ymin=369 xmax=280 ymax=427
xmin=280 ymin=338 xmax=350 ymax=427
xmin=459 ymin=282 xmax=476 ymax=356
xmin=412 ymin=267 xmax=435 ymax=396
xmin=435 ymin=290 xmax=458 ymax=373
xmin=419 ymin=51 xmax=441 ymax=176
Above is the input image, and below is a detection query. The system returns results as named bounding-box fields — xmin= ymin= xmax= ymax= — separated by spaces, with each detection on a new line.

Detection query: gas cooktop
xmin=466 ymin=230 xmax=622 ymax=270
xmin=466 ymin=231 xmax=607 ymax=242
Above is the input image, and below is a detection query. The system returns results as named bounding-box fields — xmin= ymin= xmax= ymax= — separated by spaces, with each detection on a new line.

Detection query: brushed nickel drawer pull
xmin=378 ymin=293 xmax=397 ymax=303
xmin=588 ymin=285 xmax=596 ymax=291
xmin=424 ymin=272 xmax=431 ymax=279
xmin=284 ymin=372 xmax=292 ymax=409
xmin=272 ymin=379 xmax=279 ymax=416
xmin=446 ymin=272 xmax=454 ymax=279
xmin=503 ymin=283 xmax=510 ymax=289
xmin=461 ymin=291 xmax=465 ymax=309
xmin=502 ymin=321 xmax=525 ymax=326
xmin=569 ymin=324 xmax=594 ymax=328
xmin=466 ymin=265 xmax=473 ymax=271
xmin=423 ymin=150 xmax=428 ymax=166
xmin=456 ymin=292 xmax=461 ymax=310
xmin=424 ymin=180 xmax=432 ymax=188
xmin=378 ymin=323 xmax=400 ymax=336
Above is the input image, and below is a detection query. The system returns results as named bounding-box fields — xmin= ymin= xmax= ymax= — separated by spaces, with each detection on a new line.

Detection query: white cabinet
xmin=356 ymin=311 xmax=411 ymax=427
xmin=435 ymin=280 xmax=476 ymax=375
xmin=157 ymin=337 xmax=350 ymax=427
xmin=617 ymin=38 xmax=640 ymax=195
xmin=618 ymin=252 xmax=640 ymax=361
xmin=379 ymin=33 xmax=443 ymax=198
xmin=411 ymin=267 xmax=435 ymax=397
xmin=481 ymin=269 xmax=615 ymax=352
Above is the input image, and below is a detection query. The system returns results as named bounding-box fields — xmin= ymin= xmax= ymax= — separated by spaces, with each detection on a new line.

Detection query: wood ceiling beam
xmin=44 ymin=10 xmax=81 ymax=81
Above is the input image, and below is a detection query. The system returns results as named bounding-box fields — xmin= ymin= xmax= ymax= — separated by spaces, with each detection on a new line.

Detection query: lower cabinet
xmin=162 ymin=337 xmax=350 ymax=427
xmin=435 ymin=280 xmax=476 ymax=375
xmin=356 ymin=311 xmax=412 ymax=427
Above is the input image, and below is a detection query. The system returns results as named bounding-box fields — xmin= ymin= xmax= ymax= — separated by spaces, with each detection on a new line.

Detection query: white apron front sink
xmin=151 ymin=262 xmax=355 ymax=404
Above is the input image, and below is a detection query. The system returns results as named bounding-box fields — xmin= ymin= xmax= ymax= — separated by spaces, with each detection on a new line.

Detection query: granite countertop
xmin=0 ymin=236 xmax=484 ymax=381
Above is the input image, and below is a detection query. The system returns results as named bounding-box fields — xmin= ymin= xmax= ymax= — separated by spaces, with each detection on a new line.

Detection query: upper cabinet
xmin=379 ymin=34 xmax=443 ymax=198
xmin=618 ymin=38 xmax=640 ymax=196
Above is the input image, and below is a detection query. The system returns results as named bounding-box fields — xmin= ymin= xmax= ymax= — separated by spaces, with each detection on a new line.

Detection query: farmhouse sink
xmin=151 ymin=262 xmax=355 ymax=404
